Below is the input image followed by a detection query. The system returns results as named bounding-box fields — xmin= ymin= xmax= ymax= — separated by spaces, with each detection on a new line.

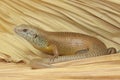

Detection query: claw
xmin=49 ymin=55 xmax=58 ymax=64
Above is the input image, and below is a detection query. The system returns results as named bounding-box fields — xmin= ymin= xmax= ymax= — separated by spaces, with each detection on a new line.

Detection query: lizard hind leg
xmin=107 ymin=47 xmax=117 ymax=54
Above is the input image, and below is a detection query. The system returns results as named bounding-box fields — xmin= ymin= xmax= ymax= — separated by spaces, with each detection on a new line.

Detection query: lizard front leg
xmin=51 ymin=44 xmax=59 ymax=58
xmin=49 ymin=44 xmax=59 ymax=63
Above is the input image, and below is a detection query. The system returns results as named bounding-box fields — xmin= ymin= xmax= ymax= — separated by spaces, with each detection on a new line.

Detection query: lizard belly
xmin=57 ymin=44 xmax=88 ymax=56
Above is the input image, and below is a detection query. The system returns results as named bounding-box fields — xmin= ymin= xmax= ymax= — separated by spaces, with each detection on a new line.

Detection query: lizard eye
xmin=23 ymin=29 xmax=28 ymax=32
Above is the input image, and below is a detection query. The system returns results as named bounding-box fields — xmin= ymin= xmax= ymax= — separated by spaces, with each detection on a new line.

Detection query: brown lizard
xmin=14 ymin=24 xmax=116 ymax=69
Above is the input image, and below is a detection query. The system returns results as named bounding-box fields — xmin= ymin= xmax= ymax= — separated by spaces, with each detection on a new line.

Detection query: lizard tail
xmin=45 ymin=52 xmax=107 ymax=64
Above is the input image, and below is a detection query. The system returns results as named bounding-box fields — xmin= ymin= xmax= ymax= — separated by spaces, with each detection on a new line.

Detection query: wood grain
xmin=0 ymin=0 xmax=120 ymax=80
xmin=0 ymin=54 xmax=120 ymax=80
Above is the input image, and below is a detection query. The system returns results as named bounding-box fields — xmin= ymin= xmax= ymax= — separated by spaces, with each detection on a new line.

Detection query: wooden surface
xmin=0 ymin=0 xmax=120 ymax=80
xmin=0 ymin=53 xmax=120 ymax=80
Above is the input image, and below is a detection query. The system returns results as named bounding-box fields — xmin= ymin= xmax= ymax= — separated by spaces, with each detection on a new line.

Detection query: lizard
xmin=14 ymin=24 xmax=117 ymax=68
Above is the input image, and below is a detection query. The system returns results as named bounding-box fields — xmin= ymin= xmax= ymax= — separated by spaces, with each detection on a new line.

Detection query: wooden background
xmin=0 ymin=0 xmax=120 ymax=79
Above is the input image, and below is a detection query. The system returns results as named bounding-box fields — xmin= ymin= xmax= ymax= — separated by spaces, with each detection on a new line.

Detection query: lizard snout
xmin=14 ymin=24 xmax=27 ymax=33
xmin=14 ymin=27 xmax=21 ymax=34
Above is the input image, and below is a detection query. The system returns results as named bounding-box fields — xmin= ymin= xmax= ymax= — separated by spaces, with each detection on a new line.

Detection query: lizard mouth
xmin=14 ymin=26 xmax=27 ymax=38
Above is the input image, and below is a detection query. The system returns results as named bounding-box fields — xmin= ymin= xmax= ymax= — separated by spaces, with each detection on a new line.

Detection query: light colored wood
xmin=0 ymin=0 xmax=120 ymax=79
xmin=0 ymin=53 xmax=120 ymax=80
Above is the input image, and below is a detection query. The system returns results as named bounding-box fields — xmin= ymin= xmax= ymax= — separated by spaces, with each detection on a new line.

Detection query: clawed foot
xmin=107 ymin=47 xmax=117 ymax=54
xmin=49 ymin=55 xmax=58 ymax=64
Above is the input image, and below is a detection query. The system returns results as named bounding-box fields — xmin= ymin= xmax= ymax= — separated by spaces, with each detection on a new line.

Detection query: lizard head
xmin=14 ymin=24 xmax=48 ymax=48
xmin=14 ymin=24 xmax=39 ymax=42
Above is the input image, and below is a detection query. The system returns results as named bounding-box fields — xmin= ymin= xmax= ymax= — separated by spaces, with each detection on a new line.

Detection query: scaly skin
xmin=14 ymin=24 xmax=116 ymax=69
